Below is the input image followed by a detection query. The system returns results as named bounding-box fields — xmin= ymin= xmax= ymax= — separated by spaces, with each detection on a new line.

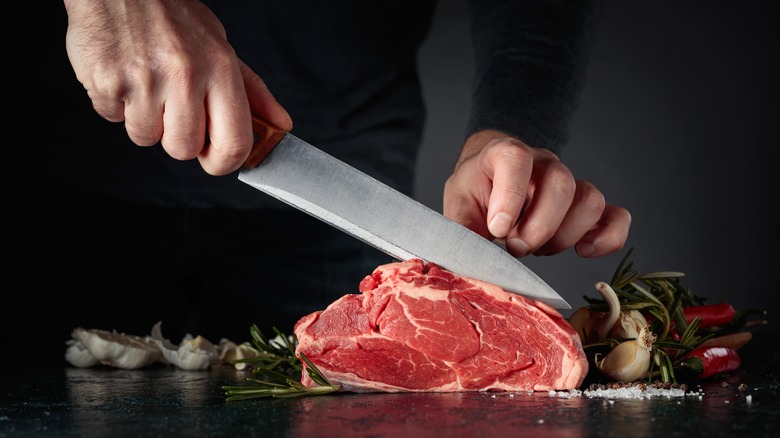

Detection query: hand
xmin=443 ymin=130 xmax=631 ymax=258
xmin=63 ymin=0 xmax=292 ymax=176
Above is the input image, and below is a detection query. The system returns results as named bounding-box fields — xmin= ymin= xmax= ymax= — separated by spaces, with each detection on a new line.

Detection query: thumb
xmin=483 ymin=139 xmax=534 ymax=239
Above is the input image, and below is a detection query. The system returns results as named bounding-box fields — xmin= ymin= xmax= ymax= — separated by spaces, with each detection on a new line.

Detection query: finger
xmin=124 ymin=86 xmax=165 ymax=148
xmin=89 ymin=92 xmax=126 ymax=123
xmin=197 ymin=61 xmax=254 ymax=176
xmin=533 ymin=180 xmax=605 ymax=256
xmin=241 ymin=60 xmax=293 ymax=131
xmin=160 ymin=85 xmax=206 ymax=161
xmin=485 ymin=139 xmax=533 ymax=239
xmin=575 ymin=204 xmax=632 ymax=258
xmin=505 ymin=152 xmax=576 ymax=257
xmin=443 ymin=159 xmax=492 ymax=239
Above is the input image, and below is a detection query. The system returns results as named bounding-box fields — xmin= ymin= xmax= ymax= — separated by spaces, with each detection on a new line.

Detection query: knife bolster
xmin=244 ymin=114 xmax=287 ymax=169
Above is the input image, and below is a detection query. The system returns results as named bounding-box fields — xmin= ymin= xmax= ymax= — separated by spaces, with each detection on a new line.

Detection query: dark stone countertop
xmin=1 ymin=329 xmax=778 ymax=438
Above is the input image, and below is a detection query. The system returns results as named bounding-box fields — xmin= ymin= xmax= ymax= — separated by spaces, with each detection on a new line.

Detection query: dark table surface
xmin=2 ymin=329 xmax=778 ymax=438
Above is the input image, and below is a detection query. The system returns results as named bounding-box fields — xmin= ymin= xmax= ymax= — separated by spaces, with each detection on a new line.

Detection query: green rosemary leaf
xmin=244 ymin=377 xmax=289 ymax=388
xmin=628 ymin=281 xmax=665 ymax=307
xmin=610 ymin=247 xmax=634 ymax=287
xmin=300 ymin=353 xmax=333 ymax=387
xmin=670 ymin=290 xmax=688 ymax=337
xmin=272 ymin=326 xmax=297 ymax=353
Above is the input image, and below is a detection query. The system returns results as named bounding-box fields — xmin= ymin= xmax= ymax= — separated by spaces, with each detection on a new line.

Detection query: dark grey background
xmin=415 ymin=1 xmax=778 ymax=316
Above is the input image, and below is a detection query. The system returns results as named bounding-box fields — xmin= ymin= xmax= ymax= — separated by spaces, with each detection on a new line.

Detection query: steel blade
xmin=238 ymin=133 xmax=570 ymax=309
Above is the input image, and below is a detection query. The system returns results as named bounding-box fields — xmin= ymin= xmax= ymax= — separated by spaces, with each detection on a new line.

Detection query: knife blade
xmin=239 ymin=115 xmax=570 ymax=309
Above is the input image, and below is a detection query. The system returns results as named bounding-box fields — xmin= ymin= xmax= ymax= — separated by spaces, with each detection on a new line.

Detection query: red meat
xmin=294 ymin=259 xmax=588 ymax=392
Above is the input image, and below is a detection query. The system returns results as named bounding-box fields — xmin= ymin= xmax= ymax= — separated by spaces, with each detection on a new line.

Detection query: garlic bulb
xmin=595 ymin=324 xmax=657 ymax=382
xmin=67 ymin=327 xmax=162 ymax=369
xmin=608 ymin=310 xmax=648 ymax=340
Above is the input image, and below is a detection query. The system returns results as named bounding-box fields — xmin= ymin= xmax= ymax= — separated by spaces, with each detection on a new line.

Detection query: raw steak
xmin=294 ymin=259 xmax=588 ymax=392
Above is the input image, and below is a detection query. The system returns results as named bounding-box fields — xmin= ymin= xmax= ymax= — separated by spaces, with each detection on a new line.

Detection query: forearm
xmin=465 ymin=0 xmax=602 ymax=153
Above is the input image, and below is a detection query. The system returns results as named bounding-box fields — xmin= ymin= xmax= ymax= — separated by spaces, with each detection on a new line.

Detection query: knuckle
xmin=203 ymin=135 xmax=253 ymax=174
xmin=548 ymin=166 xmax=576 ymax=199
xmin=533 ymin=147 xmax=559 ymax=161
xmin=490 ymin=139 xmax=533 ymax=161
xmin=576 ymin=181 xmax=607 ymax=213
xmin=601 ymin=231 xmax=628 ymax=253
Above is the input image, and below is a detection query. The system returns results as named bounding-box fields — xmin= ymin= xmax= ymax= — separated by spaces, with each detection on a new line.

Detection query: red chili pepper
xmin=683 ymin=303 xmax=735 ymax=328
xmin=681 ymin=346 xmax=741 ymax=379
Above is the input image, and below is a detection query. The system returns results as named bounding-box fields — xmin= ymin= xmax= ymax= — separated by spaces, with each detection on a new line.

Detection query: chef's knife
xmin=239 ymin=115 xmax=570 ymax=309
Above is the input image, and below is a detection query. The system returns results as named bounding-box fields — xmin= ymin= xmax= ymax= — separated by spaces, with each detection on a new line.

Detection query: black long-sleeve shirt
xmin=9 ymin=0 xmax=599 ymax=209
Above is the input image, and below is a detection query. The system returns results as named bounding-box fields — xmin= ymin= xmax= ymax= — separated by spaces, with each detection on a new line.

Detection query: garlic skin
xmin=67 ymin=328 xmax=162 ymax=369
xmin=569 ymin=282 xmax=624 ymax=344
xmin=608 ymin=310 xmax=648 ymax=340
xmin=568 ymin=307 xmax=604 ymax=344
xmin=595 ymin=324 xmax=657 ymax=382
xmin=65 ymin=323 xmax=247 ymax=370
xmin=150 ymin=321 xmax=218 ymax=371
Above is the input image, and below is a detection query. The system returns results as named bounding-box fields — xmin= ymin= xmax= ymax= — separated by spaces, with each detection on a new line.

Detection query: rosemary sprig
xmin=222 ymin=324 xmax=340 ymax=401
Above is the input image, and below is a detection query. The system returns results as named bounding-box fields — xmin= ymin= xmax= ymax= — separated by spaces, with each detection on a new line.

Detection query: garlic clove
xmin=608 ymin=310 xmax=648 ymax=340
xmin=594 ymin=282 xmax=621 ymax=341
xmin=218 ymin=339 xmax=261 ymax=370
xmin=64 ymin=339 xmax=99 ymax=368
xmin=595 ymin=324 xmax=657 ymax=382
xmin=69 ymin=327 xmax=163 ymax=369
xmin=268 ymin=333 xmax=296 ymax=349
xmin=568 ymin=307 xmax=604 ymax=344
xmin=150 ymin=321 xmax=218 ymax=371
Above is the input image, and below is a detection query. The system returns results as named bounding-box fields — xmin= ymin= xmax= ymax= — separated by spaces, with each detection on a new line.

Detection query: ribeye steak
xmin=294 ymin=258 xmax=588 ymax=392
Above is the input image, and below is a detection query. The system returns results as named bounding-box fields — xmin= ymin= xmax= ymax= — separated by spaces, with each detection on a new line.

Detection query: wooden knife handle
xmin=243 ymin=114 xmax=287 ymax=169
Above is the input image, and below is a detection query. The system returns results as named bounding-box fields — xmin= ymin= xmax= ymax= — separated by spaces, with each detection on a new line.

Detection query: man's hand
xmin=63 ymin=0 xmax=292 ymax=176
xmin=444 ymin=130 xmax=631 ymax=258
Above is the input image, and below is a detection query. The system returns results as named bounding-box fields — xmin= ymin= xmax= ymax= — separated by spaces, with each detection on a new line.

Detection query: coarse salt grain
xmin=546 ymin=384 xmax=701 ymax=400
xmin=582 ymin=386 xmax=688 ymax=399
